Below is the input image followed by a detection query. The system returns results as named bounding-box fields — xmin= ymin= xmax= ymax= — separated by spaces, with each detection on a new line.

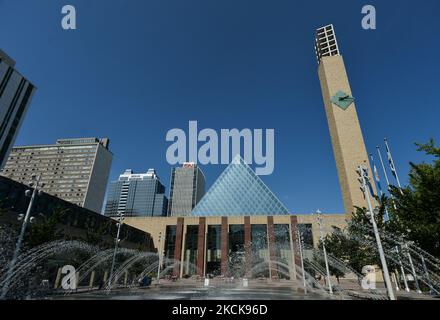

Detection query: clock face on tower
xmin=330 ymin=90 xmax=355 ymax=110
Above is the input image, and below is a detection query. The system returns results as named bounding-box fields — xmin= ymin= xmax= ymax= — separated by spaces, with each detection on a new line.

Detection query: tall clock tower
xmin=315 ymin=24 xmax=376 ymax=216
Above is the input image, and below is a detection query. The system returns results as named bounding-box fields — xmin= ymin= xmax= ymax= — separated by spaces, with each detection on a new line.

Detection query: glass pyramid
xmin=192 ymin=155 xmax=290 ymax=216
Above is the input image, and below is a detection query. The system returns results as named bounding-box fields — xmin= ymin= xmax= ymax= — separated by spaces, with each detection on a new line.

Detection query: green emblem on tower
xmin=330 ymin=90 xmax=355 ymax=110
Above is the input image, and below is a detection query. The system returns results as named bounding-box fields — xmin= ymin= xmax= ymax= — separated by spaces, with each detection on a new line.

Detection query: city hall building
xmin=125 ymin=214 xmax=346 ymax=279
xmin=121 ymin=25 xmax=375 ymax=280
xmin=124 ymin=156 xmax=346 ymax=279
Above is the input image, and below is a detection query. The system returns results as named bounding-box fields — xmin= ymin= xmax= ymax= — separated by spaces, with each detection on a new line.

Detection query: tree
xmin=323 ymin=139 xmax=440 ymax=275
xmin=321 ymin=207 xmax=382 ymax=274
xmin=85 ymin=220 xmax=111 ymax=249
xmin=313 ymin=247 xmax=345 ymax=283
xmin=23 ymin=207 xmax=67 ymax=248
xmin=387 ymin=139 xmax=440 ymax=258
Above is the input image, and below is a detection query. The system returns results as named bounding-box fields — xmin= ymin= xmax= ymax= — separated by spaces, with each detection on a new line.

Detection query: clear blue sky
xmin=1 ymin=0 xmax=439 ymax=214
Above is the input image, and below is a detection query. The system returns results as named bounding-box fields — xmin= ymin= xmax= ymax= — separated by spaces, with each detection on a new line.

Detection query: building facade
xmin=124 ymin=214 xmax=346 ymax=279
xmin=0 ymin=137 xmax=112 ymax=213
xmin=316 ymin=25 xmax=376 ymax=216
xmin=0 ymin=176 xmax=154 ymax=251
xmin=0 ymin=49 xmax=36 ymax=169
xmin=168 ymin=163 xmax=205 ymax=216
xmin=121 ymin=153 xmax=346 ymax=280
xmin=104 ymin=169 xmax=168 ymax=217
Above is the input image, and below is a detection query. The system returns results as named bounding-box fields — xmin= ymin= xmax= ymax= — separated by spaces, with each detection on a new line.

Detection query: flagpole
xmin=384 ymin=138 xmax=403 ymax=190
xmin=377 ymin=146 xmax=397 ymax=210
xmin=379 ymin=143 xmax=408 ymax=283
xmin=376 ymin=146 xmax=392 ymax=191
xmin=370 ymin=153 xmax=389 ymax=221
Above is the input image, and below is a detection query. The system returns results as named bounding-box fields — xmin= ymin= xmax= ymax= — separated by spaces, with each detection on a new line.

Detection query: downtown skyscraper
xmin=0 ymin=49 xmax=36 ymax=169
xmin=168 ymin=163 xmax=205 ymax=216
xmin=1 ymin=137 xmax=113 ymax=213
xmin=104 ymin=169 xmax=168 ymax=217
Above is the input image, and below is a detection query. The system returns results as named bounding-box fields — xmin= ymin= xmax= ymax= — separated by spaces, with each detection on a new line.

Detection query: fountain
xmin=1 ymin=213 xmax=438 ymax=300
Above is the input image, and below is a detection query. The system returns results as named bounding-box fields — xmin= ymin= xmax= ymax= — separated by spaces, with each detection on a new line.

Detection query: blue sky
xmin=1 ymin=0 xmax=439 ymax=214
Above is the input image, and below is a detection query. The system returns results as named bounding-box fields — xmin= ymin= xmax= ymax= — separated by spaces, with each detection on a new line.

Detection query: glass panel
xmin=298 ymin=223 xmax=314 ymax=249
xmin=164 ymin=225 xmax=177 ymax=260
xmin=228 ymin=224 xmax=245 ymax=277
xmin=206 ymin=225 xmax=221 ymax=276
xmin=251 ymin=224 xmax=269 ymax=278
xmin=274 ymin=224 xmax=292 ymax=279
xmin=183 ymin=225 xmax=198 ymax=277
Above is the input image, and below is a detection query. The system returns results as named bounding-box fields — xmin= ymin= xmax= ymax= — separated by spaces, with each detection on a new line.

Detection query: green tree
xmin=85 ymin=220 xmax=111 ymax=248
xmin=313 ymin=247 xmax=345 ymax=283
xmin=322 ymin=207 xmax=383 ymax=274
xmin=323 ymin=139 xmax=440 ymax=274
xmin=23 ymin=207 xmax=67 ymax=247
xmin=387 ymin=139 xmax=440 ymax=258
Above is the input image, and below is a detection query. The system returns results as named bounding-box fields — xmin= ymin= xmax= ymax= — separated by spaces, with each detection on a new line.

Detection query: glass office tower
xmin=104 ymin=169 xmax=168 ymax=217
xmin=192 ymin=155 xmax=290 ymax=216
xmin=0 ymin=49 xmax=36 ymax=169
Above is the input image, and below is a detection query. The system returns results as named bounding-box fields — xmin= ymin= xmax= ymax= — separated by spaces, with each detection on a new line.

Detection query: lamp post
xmin=297 ymin=229 xmax=307 ymax=294
xmin=108 ymin=211 xmax=124 ymax=290
xmin=156 ymin=232 xmax=162 ymax=285
xmin=357 ymin=165 xmax=395 ymax=300
xmin=315 ymin=209 xmax=333 ymax=294
xmin=1 ymin=174 xmax=44 ymax=299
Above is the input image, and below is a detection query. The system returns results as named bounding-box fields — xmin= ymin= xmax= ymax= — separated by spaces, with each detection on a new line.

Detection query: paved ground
xmin=54 ymin=279 xmax=336 ymax=300
xmin=51 ymin=279 xmax=439 ymax=300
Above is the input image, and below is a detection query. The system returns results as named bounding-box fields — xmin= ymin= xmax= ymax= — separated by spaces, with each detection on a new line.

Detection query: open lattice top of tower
xmin=315 ymin=24 xmax=340 ymax=64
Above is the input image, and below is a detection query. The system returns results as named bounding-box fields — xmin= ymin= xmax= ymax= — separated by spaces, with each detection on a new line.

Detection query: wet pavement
xmin=53 ymin=280 xmax=335 ymax=300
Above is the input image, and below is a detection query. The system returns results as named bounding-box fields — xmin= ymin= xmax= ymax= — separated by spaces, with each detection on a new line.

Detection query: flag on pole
xmin=370 ymin=154 xmax=383 ymax=196
xmin=384 ymin=138 xmax=404 ymax=195
xmin=385 ymin=142 xmax=397 ymax=179
xmin=370 ymin=153 xmax=390 ymax=222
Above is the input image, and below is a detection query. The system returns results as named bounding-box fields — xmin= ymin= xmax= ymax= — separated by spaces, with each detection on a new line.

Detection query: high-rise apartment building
xmin=0 ymin=138 xmax=112 ymax=213
xmin=104 ymin=169 xmax=168 ymax=217
xmin=0 ymin=49 xmax=36 ymax=169
xmin=168 ymin=163 xmax=205 ymax=216
xmin=316 ymin=25 xmax=376 ymax=216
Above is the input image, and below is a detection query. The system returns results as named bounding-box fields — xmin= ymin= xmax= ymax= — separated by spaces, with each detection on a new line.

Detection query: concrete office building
xmin=0 ymin=49 xmax=36 ymax=169
xmin=0 ymin=137 xmax=112 ymax=213
xmin=104 ymin=169 xmax=168 ymax=217
xmin=168 ymin=163 xmax=205 ymax=216
xmin=316 ymin=25 xmax=376 ymax=216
